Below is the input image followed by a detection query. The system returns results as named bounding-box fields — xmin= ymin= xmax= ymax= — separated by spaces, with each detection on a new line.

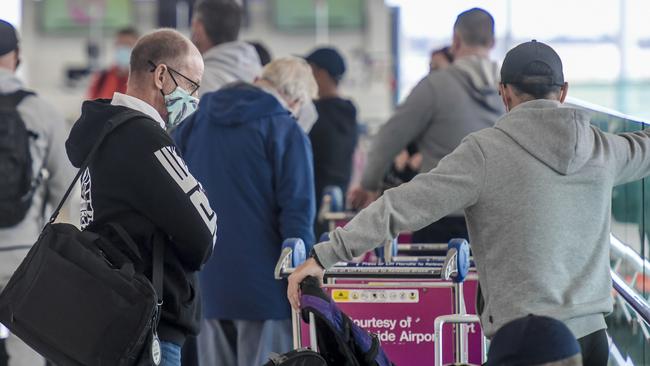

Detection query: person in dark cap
xmin=288 ymin=39 xmax=650 ymax=365
xmin=304 ymin=47 xmax=358 ymax=238
xmin=0 ymin=19 xmax=75 ymax=366
xmin=487 ymin=315 xmax=582 ymax=366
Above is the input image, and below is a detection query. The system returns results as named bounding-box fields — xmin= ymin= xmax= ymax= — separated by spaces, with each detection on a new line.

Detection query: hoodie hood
xmin=449 ymin=55 xmax=503 ymax=114
xmin=494 ymin=99 xmax=594 ymax=175
xmin=196 ymin=82 xmax=290 ymax=127
xmin=66 ymin=100 xmax=144 ymax=168
xmin=314 ymin=97 xmax=357 ymax=133
xmin=199 ymin=41 xmax=262 ymax=95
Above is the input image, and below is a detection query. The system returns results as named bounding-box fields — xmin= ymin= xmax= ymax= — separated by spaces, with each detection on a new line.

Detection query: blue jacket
xmin=173 ymin=83 xmax=315 ymax=320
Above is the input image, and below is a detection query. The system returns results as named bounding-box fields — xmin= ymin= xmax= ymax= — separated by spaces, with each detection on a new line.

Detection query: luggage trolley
xmin=275 ymin=239 xmax=487 ymax=365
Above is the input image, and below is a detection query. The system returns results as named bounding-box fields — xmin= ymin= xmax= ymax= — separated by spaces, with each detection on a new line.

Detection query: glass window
xmin=0 ymin=0 xmax=21 ymax=28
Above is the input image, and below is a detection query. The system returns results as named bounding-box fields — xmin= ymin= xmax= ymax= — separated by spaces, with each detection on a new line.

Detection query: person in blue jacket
xmin=173 ymin=56 xmax=317 ymax=366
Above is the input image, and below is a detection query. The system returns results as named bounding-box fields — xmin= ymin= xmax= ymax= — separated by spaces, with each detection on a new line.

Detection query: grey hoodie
xmin=315 ymin=99 xmax=650 ymax=339
xmin=361 ymin=55 xmax=504 ymax=190
xmin=199 ymin=41 xmax=262 ymax=95
xmin=0 ymin=69 xmax=75 ymax=286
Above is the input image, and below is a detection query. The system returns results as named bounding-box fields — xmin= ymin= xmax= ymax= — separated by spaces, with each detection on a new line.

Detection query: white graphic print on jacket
xmin=154 ymin=146 xmax=217 ymax=244
xmin=80 ymin=167 xmax=93 ymax=229
xmin=79 ymin=147 xmax=217 ymax=243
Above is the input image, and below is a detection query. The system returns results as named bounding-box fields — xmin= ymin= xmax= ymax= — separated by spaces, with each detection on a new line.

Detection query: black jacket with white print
xmin=66 ymin=100 xmax=217 ymax=345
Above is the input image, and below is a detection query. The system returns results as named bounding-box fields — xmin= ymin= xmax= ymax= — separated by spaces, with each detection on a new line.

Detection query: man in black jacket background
xmin=65 ymin=29 xmax=216 ymax=365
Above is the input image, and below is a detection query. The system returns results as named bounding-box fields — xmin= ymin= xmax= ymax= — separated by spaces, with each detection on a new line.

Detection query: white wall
xmin=19 ymin=0 xmax=158 ymax=121
xmin=19 ymin=0 xmax=394 ymax=125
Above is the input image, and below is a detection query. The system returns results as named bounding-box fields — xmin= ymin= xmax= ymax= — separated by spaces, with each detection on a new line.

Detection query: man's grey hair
xmin=130 ymin=28 xmax=192 ymax=78
xmin=261 ymin=57 xmax=318 ymax=105
xmin=454 ymin=8 xmax=495 ymax=47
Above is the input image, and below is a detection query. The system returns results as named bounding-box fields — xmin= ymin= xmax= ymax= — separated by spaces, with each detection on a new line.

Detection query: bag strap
xmin=48 ymin=109 xmax=142 ymax=224
xmin=105 ymin=222 xmax=143 ymax=261
xmin=0 ymin=90 xmax=35 ymax=109
xmin=151 ymin=230 xmax=165 ymax=305
xmin=108 ymin=222 xmax=164 ymax=304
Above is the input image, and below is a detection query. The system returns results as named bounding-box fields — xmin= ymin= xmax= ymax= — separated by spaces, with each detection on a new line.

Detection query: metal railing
xmin=610 ymin=234 xmax=650 ymax=341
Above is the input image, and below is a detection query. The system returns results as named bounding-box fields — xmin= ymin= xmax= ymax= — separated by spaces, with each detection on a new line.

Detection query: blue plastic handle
xmin=282 ymin=238 xmax=306 ymax=267
xmin=374 ymin=238 xmax=398 ymax=262
xmin=448 ymin=238 xmax=470 ymax=283
xmin=323 ymin=186 xmax=343 ymax=212
xmin=319 ymin=232 xmax=331 ymax=243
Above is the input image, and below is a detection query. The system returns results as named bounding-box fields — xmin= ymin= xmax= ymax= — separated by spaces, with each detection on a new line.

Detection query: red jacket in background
xmin=87 ymin=66 xmax=128 ymax=100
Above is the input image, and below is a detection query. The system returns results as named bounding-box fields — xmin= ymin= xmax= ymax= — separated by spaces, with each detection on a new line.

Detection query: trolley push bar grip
xmin=317 ymin=185 xmax=356 ymax=226
xmin=274 ymin=238 xmax=471 ymax=282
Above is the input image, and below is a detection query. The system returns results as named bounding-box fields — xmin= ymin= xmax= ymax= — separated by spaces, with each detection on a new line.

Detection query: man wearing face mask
xmin=173 ymin=57 xmax=317 ymax=366
xmin=87 ymin=27 xmax=139 ymax=100
xmin=66 ymin=29 xmax=217 ymax=366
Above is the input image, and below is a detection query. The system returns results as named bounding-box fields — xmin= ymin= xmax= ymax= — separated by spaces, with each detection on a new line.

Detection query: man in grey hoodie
xmin=190 ymin=0 xmax=262 ymax=95
xmin=349 ymin=8 xmax=505 ymax=244
xmin=190 ymin=0 xmax=318 ymax=134
xmin=288 ymin=41 xmax=640 ymax=365
xmin=0 ymin=19 xmax=75 ymax=366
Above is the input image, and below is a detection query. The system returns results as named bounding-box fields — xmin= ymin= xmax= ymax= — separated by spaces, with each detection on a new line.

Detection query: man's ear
xmin=559 ymin=82 xmax=569 ymax=103
xmin=154 ymin=64 xmax=167 ymax=90
xmin=499 ymin=83 xmax=510 ymax=112
xmin=10 ymin=48 xmax=20 ymax=71
xmin=287 ymin=98 xmax=302 ymax=116
xmin=451 ymin=32 xmax=462 ymax=54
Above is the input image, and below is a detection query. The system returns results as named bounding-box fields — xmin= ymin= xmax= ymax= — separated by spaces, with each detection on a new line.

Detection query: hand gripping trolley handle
xmin=275 ymin=238 xmax=487 ymax=365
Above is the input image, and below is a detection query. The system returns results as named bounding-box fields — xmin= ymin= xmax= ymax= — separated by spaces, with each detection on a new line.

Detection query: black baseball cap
xmin=304 ymin=47 xmax=346 ymax=81
xmin=486 ymin=315 xmax=581 ymax=366
xmin=0 ymin=19 xmax=18 ymax=57
xmin=501 ymin=40 xmax=564 ymax=86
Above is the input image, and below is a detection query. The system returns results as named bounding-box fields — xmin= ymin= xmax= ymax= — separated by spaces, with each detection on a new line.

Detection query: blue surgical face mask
xmin=164 ymin=86 xmax=199 ymax=129
xmin=115 ymin=46 xmax=132 ymax=69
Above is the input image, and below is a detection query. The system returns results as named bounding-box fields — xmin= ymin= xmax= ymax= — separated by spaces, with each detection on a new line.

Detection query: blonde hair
xmin=260 ymin=56 xmax=318 ymax=105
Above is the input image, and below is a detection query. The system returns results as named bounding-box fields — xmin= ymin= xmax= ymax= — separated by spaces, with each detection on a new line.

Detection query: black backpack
xmin=0 ymin=90 xmax=36 ymax=227
xmin=298 ymin=277 xmax=394 ymax=366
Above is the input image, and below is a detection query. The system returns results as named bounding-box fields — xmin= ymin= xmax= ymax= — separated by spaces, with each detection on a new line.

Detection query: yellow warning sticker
xmin=332 ymin=290 xmax=350 ymax=301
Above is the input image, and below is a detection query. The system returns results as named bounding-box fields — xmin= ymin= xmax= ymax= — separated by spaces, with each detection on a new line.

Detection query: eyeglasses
xmin=148 ymin=60 xmax=201 ymax=95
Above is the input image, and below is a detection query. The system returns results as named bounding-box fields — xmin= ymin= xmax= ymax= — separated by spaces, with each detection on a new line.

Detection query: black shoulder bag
xmin=0 ymin=110 xmax=165 ymax=366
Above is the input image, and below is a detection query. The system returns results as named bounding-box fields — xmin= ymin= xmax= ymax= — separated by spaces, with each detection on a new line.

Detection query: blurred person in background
xmin=87 ymin=27 xmax=139 ymax=100
xmin=305 ymin=47 xmax=358 ymax=238
xmin=173 ymin=57 xmax=317 ymax=366
xmin=383 ymin=46 xmax=454 ymax=191
xmin=190 ymin=0 xmax=319 ymax=133
xmin=248 ymin=41 xmax=272 ymax=66
xmin=348 ymin=8 xmax=504 ymax=245
xmin=429 ymin=46 xmax=453 ymax=72
xmin=190 ymin=0 xmax=262 ymax=94
xmin=0 ymin=19 xmax=75 ymax=366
